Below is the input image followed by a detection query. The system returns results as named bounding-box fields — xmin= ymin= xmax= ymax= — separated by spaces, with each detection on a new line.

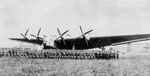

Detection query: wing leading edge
xmin=9 ymin=38 xmax=43 ymax=45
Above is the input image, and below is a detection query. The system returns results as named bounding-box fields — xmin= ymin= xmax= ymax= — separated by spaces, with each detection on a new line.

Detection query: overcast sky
xmin=1 ymin=0 xmax=150 ymax=47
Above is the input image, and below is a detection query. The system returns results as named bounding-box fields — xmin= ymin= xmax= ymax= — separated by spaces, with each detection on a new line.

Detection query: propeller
xmin=20 ymin=29 xmax=29 ymax=40
xmin=76 ymin=26 xmax=93 ymax=45
xmin=30 ymin=28 xmax=43 ymax=40
xmin=19 ymin=29 xmax=29 ymax=46
xmin=55 ymin=28 xmax=69 ymax=45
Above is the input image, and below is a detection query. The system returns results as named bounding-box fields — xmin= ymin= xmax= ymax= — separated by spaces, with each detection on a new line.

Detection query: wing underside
xmin=90 ymin=34 xmax=150 ymax=47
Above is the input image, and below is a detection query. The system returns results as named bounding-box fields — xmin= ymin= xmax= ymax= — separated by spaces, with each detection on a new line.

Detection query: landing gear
xmin=72 ymin=45 xmax=76 ymax=50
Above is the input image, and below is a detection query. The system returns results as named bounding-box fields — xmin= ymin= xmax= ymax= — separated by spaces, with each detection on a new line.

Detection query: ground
xmin=0 ymin=53 xmax=150 ymax=76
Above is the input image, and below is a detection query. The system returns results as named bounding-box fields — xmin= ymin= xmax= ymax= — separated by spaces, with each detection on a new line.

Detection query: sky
xmin=1 ymin=0 xmax=150 ymax=47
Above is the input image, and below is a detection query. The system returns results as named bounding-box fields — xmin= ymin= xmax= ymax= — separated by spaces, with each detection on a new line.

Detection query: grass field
xmin=0 ymin=53 xmax=150 ymax=76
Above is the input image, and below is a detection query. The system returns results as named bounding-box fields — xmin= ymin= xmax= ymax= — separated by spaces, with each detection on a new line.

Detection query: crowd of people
xmin=0 ymin=48 xmax=119 ymax=59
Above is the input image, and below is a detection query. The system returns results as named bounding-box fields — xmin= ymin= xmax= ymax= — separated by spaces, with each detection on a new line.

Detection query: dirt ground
xmin=0 ymin=53 xmax=150 ymax=76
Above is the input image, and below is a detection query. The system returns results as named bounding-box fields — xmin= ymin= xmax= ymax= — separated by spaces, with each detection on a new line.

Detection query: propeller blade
xmin=56 ymin=29 xmax=69 ymax=40
xmin=61 ymin=30 xmax=69 ymax=36
xmin=21 ymin=33 xmax=29 ymax=40
xmin=80 ymin=26 xmax=84 ymax=35
xmin=37 ymin=28 xmax=41 ymax=36
xmin=38 ymin=37 xmax=43 ymax=40
xmin=20 ymin=29 xmax=29 ymax=40
xmin=30 ymin=28 xmax=43 ymax=44
xmin=31 ymin=34 xmax=37 ymax=38
xmin=57 ymin=28 xmax=61 ymax=35
xmin=76 ymin=26 xmax=93 ymax=45
xmin=55 ymin=37 xmax=59 ymax=40
xmin=76 ymin=35 xmax=83 ymax=39
xmin=84 ymin=36 xmax=89 ymax=45
xmin=63 ymin=39 xmax=66 ymax=45
xmin=84 ymin=29 xmax=93 ymax=35
xmin=55 ymin=29 xmax=69 ymax=45
xmin=20 ymin=33 xmax=25 ymax=37
xmin=76 ymin=29 xmax=93 ymax=39
xmin=61 ymin=37 xmax=66 ymax=45
xmin=25 ymin=29 xmax=29 ymax=36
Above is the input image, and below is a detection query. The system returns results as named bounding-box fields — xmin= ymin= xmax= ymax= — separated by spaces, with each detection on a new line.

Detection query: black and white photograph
xmin=1 ymin=0 xmax=150 ymax=76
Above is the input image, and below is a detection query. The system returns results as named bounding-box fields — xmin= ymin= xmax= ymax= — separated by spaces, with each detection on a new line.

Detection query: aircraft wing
xmin=61 ymin=34 xmax=150 ymax=47
xmin=9 ymin=38 xmax=43 ymax=45
xmin=90 ymin=34 xmax=150 ymax=47
xmin=111 ymin=37 xmax=150 ymax=46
